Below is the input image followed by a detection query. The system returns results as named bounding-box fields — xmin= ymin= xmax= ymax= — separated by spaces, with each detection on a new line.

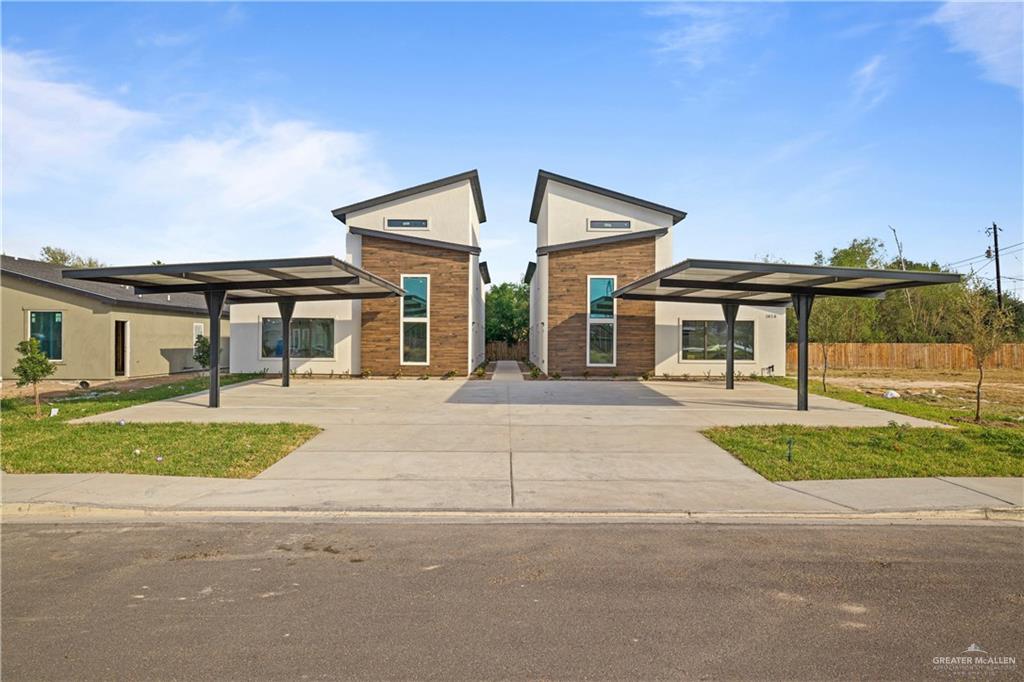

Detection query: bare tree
xmin=957 ymin=279 xmax=1013 ymax=422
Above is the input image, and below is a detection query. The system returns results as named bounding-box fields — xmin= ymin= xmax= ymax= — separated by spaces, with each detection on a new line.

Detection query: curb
xmin=3 ymin=502 xmax=1022 ymax=525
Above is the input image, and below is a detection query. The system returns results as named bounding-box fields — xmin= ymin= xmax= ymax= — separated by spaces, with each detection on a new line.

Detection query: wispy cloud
xmin=930 ymin=2 xmax=1023 ymax=93
xmin=136 ymin=31 xmax=198 ymax=48
xmin=649 ymin=3 xmax=775 ymax=70
xmin=851 ymin=54 xmax=891 ymax=110
xmin=2 ymin=48 xmax=391 ymax=263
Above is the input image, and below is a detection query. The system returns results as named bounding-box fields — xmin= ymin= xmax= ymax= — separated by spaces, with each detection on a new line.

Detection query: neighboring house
xmin=229 ymin=170 xmax=488 ymax=376
xmin=525 ymin=170 xmax=785 ymax=377
xmin=1 ymin=255 xmax=228 ymax=382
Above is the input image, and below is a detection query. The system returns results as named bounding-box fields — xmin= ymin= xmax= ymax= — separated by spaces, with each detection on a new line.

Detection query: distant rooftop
xmin=1 ymin=254 xmax=212 ymax=315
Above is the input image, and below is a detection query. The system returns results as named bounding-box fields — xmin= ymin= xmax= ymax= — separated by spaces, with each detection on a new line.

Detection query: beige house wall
xmin=1 ymin=278 xmax=227 ymax=382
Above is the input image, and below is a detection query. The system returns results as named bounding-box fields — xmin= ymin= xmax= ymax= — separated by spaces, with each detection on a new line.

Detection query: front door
xmin=114 ymin=320 xmax=127 ymax=376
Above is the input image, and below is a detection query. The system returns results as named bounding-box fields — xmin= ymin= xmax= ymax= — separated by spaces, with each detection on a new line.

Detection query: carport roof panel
xmin=612 ymin=258 xmax=961 ymax=306
xmin=63 ymin=255 xmax=404 ymax=302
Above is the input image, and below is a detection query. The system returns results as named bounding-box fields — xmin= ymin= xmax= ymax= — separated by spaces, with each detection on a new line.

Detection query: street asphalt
xmin=2 ymin=522 xmax=1021 ymax=680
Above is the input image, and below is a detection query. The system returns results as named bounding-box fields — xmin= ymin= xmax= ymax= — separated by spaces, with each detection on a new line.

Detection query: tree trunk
xmin=975 ymin=363 xmax=983 ymax=422
xmin=33 ymin=381 xmax=41 ymax=419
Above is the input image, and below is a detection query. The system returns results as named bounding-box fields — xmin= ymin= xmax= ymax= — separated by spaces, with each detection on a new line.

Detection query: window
xmin=386 ymin=218 xmax=429 ymax=230
xmin=587 ymin=276 xmax=616 ymax=366
xmin=401 ymin=275 xmax=429 ymax=364
xmin=192 ymin=323 xmax=204 ymax=341
xmin=680 ymin=320 xmax=754 ymax=361
xmin=29 ymin=311 xmax=63 ymax=360
xmin=589 ymin=219 xmax=631 ymax=231
xmin=260 ymin=318 xmax=334 ymax=359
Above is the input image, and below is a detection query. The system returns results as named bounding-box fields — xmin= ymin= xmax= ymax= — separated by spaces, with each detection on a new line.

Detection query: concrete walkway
xmin=3 ymin=378 xmax=1021 ymax=515
xmin=491 ymin=360 xmax=523 ymax=382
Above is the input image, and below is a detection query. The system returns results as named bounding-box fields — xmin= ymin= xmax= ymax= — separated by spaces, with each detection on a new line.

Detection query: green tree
xmin=957 ymin=279 xmax=1014 ymax=422
xmin=193 ymin=335 xmax=211 ymax=373
xmin=485 ymin=282 xmax=529 ymax=344
xmin=39 ymin=246 xmax=104 ymax=268
xmin=12 ymin=338 xmax=57 ymax=419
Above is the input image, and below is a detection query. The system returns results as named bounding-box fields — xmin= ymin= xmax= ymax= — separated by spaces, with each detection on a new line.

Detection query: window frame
xmin=27 ymin=309 xmax=64 ymax=362
xmin=586 ymin=275 xmax=617 ymax=368
xmin=258 ymin=316 xmax=336 ymax=360
xmin=587 ymin=219 xmax=631 ymax=232
xmin=400 ymin=274 xmax=430 ymax=366
xmin=192 ymin=322 xmax=205 ymax=341
xmin=678 ymin=319 xmax=756 ymax=363
xmin=385 ymin=218 xmax=430 ymax=231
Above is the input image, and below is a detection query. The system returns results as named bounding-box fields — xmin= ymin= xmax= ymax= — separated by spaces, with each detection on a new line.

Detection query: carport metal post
xmin=204 ymin=290 xmax=227 ymax=408
xmin=721 ymin=302 xmax=738 ymax=390
xmin=277 ymin=299 xmax=295 ymax=387
xmin=792 ymin=293 xmax=814 ymax=411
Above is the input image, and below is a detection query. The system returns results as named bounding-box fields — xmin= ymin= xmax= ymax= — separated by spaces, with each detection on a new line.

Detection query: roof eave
xmin=332 ymin=169 xmax=487 ymax=224
xmin=529 ymin=170 xmax=687 ymax=225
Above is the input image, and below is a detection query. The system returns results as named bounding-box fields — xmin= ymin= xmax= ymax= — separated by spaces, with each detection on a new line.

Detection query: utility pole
xmin=985 ymin=222 xmax=1003 ymax=309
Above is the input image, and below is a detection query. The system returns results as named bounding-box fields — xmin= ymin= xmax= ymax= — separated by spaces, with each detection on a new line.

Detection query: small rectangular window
xmin=29 ymin=311 xmax=63 ymax=360
xmin=587 ymin=276 xmax=616 ymax=366
xmin=680 ymin=320 xmax=754 ymax=361
xmin=589 ymin=219 xmax=631 ymax=230
xmin=261 ymin=318 xmax=334 ymax=359
xmin=401 ymin=275 xmax=429 ymax=364
xmin=193 ymin=322 xmax=205 ymax=341
xmin=386 ymin=218 xmax=429 ymax=229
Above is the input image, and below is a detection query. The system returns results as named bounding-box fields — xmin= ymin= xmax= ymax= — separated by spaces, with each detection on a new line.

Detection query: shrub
xmin=550 ymin=371 xmax=562 ymax=380
xmin=443 ymin=370 xmax=458 ymax=379
xmin=530 ymin=367 xmax=541 ymax=379
xmin=361 ymin=368 xmax=373 ymax=379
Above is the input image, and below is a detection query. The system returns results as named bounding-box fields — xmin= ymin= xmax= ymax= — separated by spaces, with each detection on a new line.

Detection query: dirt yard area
xmin=1 ymin=372 xmax=211 ymax=402
xmin=801 ymin=368 xmax=1024 ymax=419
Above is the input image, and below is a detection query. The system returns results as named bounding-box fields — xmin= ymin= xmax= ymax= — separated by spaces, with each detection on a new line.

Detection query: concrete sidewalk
xmin=3 ymin=472 xmax=1020 ymax=515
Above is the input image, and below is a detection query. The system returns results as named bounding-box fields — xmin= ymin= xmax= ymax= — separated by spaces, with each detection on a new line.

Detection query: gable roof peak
xmin=331 ymin=169 xmax=486 ymax=224
xmin=529 ymin=169 xmax=687 ymax=225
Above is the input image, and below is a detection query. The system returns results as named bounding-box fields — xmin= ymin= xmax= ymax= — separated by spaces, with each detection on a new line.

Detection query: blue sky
xmin=3 ymin=2 xmax=1022 ymax=294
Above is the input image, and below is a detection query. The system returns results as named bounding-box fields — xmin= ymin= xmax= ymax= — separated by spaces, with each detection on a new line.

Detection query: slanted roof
xmin=1 ymin=255 xmax=211 ymax=315
xmin=348 ymin=226 xmax=481 ymax=254
xmin=523 ymin=262 xmax=536 ymax=284
xmin=331 ymin=170 xmax=486 ymax=224
xmin=613 ymin=259 xmax=961 ymax=307
xmin=529 ymin=170 xmax=687 ymax=225
xmin=63 ymin=256 xmax=403 ymax=305
xmin=479 ymin=261 xmax=491 ymax=285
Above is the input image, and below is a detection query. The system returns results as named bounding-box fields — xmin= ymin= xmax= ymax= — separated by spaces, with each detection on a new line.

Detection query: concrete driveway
xmin=55 ymin=370 xmax=986 ymax=513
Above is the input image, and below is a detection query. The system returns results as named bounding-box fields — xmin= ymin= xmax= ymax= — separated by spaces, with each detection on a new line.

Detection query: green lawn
xmin=1 ymin=374 xmax=320 ymax=478
xmin=701 ymin=377 xmax=1024 ymax=481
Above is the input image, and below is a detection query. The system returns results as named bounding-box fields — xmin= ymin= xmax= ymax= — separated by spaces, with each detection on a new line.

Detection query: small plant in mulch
xmin=550 ymin=371 xmax=562 ymax=380
xmin=392 ymin=368 xmax=403 ymax=379
xmin=582 ymin=370 xmax=591 ymax=380
xmin=360 ymin=368 xmax=373 ymax=379
xmin=473 ymin=366 xmax=486 ymax=378
xmin=442 ymin=370 xmax=458 ymax=380
xmin=530 ymin=367 xmax=541 ymax=380
xmin=640 ymin=371 xmax=652 ymax=381
xmin=418 ymin=373 xmax=430 ymax=380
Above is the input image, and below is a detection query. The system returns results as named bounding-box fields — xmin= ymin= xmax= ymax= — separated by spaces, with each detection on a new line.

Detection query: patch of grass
xmin=1 ymin=374 xmax=320 ymax=478
xmin=703 ymin=423 xmax=1024 ymax=481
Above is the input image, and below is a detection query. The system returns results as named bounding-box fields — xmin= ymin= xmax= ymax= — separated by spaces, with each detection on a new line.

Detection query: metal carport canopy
xmin=64 ymin=256 xmax=404 ymax=407
xmin=612 ymin=259 xmax=961 ymax=410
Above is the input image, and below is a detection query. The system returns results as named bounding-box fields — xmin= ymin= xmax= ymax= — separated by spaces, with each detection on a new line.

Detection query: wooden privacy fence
xmin=486 ymin=340 xmax=528 ymax=361
xmin=785 ymin=343 xmax=1024 ymax=370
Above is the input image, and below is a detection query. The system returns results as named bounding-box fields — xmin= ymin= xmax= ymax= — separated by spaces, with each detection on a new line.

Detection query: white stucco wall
xmin=345 ymin=179 xmax=479 ymax=247
xmin=654 ymin=302 xmax=786 ymax=378
xmin=470 ymin=254 xmax=486 ymax=372
xmin=540 ymin=180 xmax=673 ymax=249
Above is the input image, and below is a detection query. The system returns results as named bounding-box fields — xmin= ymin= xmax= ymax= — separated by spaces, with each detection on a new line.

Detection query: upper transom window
xmin=386 ymin=218 xmax=429 ymax=230
xmin=589 ymin=219 xmax=631 ymax=230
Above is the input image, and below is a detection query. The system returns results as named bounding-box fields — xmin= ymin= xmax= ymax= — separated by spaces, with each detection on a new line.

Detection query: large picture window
xmin=29 ymin=311 xmax=63 ymax=360
xmin=261 ymin=318 xmax=334 ymax=359
xmin=401 ymin=275 xmax=429 ymax=364
xmin=680 ymin=320 xmax=754 ymax=361
xmin=587 ymin=276 xmax=616 ymax=366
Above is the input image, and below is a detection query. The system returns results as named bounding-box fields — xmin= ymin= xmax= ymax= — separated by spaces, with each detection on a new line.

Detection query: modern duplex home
xmin=525 ymin=170 xmax=786 ymax=377
xmin=229 ymin=171 xmax=488 ymax=377
xmin=1 ymin=254 xmax=228 ymax=382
